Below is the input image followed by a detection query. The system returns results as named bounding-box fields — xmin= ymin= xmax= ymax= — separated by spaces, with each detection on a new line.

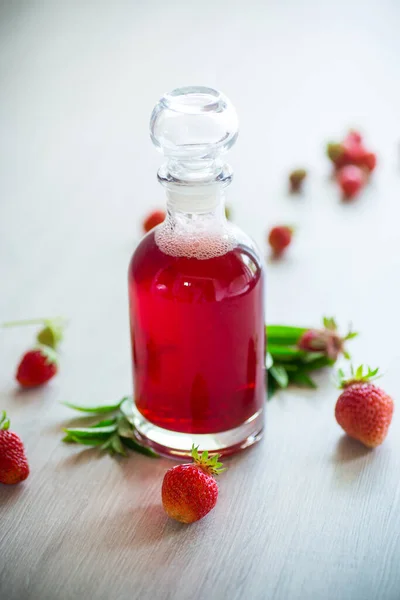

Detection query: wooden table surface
xmin=1 ymin=2 xmax=400 ymax=599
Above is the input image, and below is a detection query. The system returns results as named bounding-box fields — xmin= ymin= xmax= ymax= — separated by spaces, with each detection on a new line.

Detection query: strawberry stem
xmin=1 ymin=317 xmax=67 ymax=328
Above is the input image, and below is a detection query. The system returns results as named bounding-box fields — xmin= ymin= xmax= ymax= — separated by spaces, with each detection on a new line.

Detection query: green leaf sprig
xmin=62 ymin=398 xmax=158 ymax=458
xmin=266 ymin=322 xmax=352 ymax=399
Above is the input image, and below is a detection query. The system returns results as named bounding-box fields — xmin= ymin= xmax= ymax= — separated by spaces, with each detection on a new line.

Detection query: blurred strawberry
xmin=143 ymin=210 xmax=166 ymax=233
xmin=289 ymin=169 xmax=307 ymax=193
xmin=268 ymin=226 xmax=293 ymax=256
xmin=16 ymin=346 xmax=58 ymax=388
xmin=344 ymin=130 xmax=363 ymax=145
xmin=298 ymin=317 xmax=357 ymax=361
xmin=337 ymin=165 xmax=366 ymax=200
xmin=0 ymin=412 xmax=29 ymax=484
xmin=359 ymin=151 xmax=377 ymax=173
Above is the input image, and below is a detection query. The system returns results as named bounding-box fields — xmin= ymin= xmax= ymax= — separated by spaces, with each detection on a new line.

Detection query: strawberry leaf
xmin=2 ymin=421 xmax=8 ymax=430
xmin=62 ymin=400 xmax=125 ymax=414
xmin=323 ymin=316 xmax=337 ymax=331
xmin=121 ymin=437 xmax=159 ymax=457
xmin=191 ymin=444 xmax=226 ymax=475
xmin=302 ymin=356 xmax=334 ymax=371
xmin=100 ymin=437 xmax=115 ymax=454
xmin=345 ymin=331 xmax=358 ymax=340
xmin=267 ymin=375 xmax=279 ymax=399
xmin=110 ymin=435 xmax=127 ymax=456
xmin=338 ymin=364 xmax=381 ymax=388
xmin=63 ymin=436 xmax=106 ymax=447
xmin=61 ymin=403 xmax=159 ymax=458
xmin=288 ymin=371 xmax=317 ymax=389
xmin=269 ymin=365 xmax=289 ymax=388
xmin=63 ymin=425 xmax=118 ymax=439
xmin=90 ymin=418 xmax=118 ymax=428
xmin=268 ymin=345 xmax=307 ymax=361
xmin=266 ymin=325 xmax=308 ymax=346
xmin=355 ymin=365 xmax=362 ymax=378
xmin=0 ymin=411 xmax=10 ymax=431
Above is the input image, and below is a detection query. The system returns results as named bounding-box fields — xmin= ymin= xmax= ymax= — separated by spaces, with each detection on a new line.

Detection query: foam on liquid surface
xmin=155 ymin=217 xmax=235 ymax=260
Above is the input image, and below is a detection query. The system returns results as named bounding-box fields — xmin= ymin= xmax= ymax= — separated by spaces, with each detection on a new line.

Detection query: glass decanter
xmin=128 ymin=86 xmax=265 ymax=457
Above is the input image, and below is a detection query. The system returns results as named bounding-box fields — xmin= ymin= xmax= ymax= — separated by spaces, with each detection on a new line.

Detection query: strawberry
xmin=298 ymin=317 xmax=357 ymax=361
xmin=335 ymin=366 xmax=394 ymax=448
xmin=359 ymin=151 xmax=377 ymax=173
xmin=143 ymin=210 xmax=166 ymax=233
xmin=344 ymin=130 xmax=363 ymax=145
xmin=162 ymin=445 xmax=225 ymax=523
xmin=341 ymin=139 xmax=367 ymax=167
xmin=268 ymin=225 xmax=293 ymax=256
xmin=16 ymin=345 xmax=58 ymax=388
xmin=336 ymin=165 xmax=365 ymax=199
xmin=0 ymin=411 xmax=29 ymax=484
xmin=327 ymin=132 xmax=368 ymax=170
xmin=289 ymin=168 xmax=307 ymax=193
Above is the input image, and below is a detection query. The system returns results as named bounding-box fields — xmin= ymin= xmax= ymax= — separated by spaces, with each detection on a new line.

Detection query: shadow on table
xmin=0 ymin=481 xmax=26 ymax=506
xmin=60 ymin=445 xmax=107 ymax=467
xmin=11 ymin=385 xmax=54 ymax=403
xmin=332 ymin=434 xmax=372 ymax=463
xmin=99 ymin=504 xmax=192 ymax=549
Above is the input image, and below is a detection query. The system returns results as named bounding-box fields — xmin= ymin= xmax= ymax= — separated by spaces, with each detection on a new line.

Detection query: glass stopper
xmin=150 ymin=86 xmax=239 ymax=185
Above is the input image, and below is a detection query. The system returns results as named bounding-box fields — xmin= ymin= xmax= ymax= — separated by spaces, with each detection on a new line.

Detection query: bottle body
xmin=128 ymin=214 xmax=265 ymax=454
xmin=129 ymin=85 xmax=265 ymax=456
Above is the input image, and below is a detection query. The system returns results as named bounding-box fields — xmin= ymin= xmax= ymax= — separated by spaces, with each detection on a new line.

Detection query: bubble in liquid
xmin=155 ymin=218 xmax=235 ymax=260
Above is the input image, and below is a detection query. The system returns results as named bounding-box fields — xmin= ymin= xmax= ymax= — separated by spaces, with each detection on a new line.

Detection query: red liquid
xmin=128 ymin=231 xmax=265 ymax=434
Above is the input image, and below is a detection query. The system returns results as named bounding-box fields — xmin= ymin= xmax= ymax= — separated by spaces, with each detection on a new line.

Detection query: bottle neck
xmin=165 ymin=185 xmax=226 ymax=218
xmin=155 ymin=183 xmax=234 ymax=260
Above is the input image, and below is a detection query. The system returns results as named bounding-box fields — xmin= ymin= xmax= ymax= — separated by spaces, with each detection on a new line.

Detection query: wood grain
xmin=1 ymin=1 xmax=400 ymax=599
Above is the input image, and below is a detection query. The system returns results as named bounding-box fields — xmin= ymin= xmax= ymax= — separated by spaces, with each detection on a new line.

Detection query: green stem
xmin=1 ymin=317 xmax=66 ymax=328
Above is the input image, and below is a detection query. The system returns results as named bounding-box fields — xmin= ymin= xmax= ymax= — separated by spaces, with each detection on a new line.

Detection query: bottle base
xmin=121 ymin=398 xmax=264 ymax=458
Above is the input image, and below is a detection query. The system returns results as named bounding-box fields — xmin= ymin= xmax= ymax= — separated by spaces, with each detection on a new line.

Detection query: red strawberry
xmin=335 ymin=366 xmax=394 ymax=448
xmin=0 ymin=412 xmax=29 ymax=484
xmin=298 ymin=316 xmax=357 ymax=361
xmin=344 ymin=130 xmax=363 ymax=145
xmin=289 ymin=169 xmax=307 ymax=193
xmin=143 ymin=210 xmax=166 ymax=233
xmin=359 ymin=151 xmax=377 ymax=173
xmin=162 ymin=445 xmax=225 ymax=523
xmin=327 ymin=133 xmax=367 ymax=169
xmin=16 ymin=345 xmax=58 ymax=388
xmin=336 ymin=165 xmax=365 ymax=199
xmin=341 ymin=139 xmax=367 ymax=167
xmin=268 ymin=225 xmax=293 ymax=256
